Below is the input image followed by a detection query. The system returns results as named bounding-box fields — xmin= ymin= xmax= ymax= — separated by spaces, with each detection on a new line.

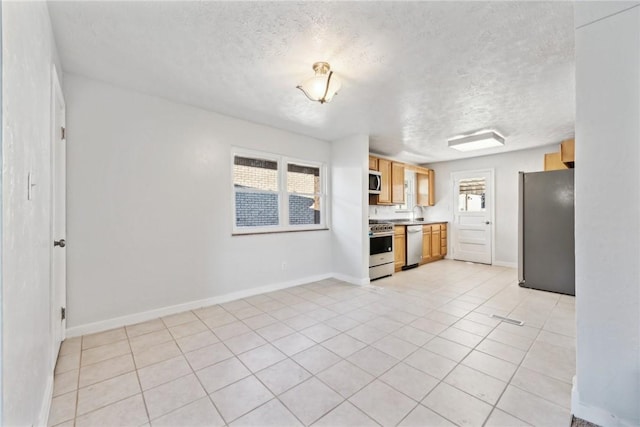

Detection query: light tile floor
xmin=49 ymin=260 xmax=576 ymax=426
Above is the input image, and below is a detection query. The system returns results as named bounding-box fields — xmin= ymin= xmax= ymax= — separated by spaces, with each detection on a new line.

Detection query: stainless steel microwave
xmin=369 ymin=170 xmax=382 ymax=194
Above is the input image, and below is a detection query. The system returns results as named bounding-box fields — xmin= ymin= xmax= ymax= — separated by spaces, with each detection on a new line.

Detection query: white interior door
xmin=51 ymin=66 xmax=66 ymax=366
xmin=452 ymin=169 xmax=493 ymax=264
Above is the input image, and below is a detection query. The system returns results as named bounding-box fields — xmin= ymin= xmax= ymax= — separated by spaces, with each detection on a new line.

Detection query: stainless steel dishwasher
xmin=406 ymin=225 xmax=423 ymax=267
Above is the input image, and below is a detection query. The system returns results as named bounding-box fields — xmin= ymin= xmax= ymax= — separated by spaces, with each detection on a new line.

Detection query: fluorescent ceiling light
xmin=448 ymin=130 xmax=505 ymax=152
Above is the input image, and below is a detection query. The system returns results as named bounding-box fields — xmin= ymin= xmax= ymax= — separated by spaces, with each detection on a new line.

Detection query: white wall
xmin=573 ymin=3 xmax=640 ymax=425
xmin=65 ymin=74 xmax=334 ymax=331
xmin=0 ymin=4 xmax=3 ymax=422
xmin=331 ymin=134 xmax=369 ymax=284
xmin=423 ymin=145 xmax=555 ymax=267
xmin=2 ymin=2 xmax=61 ymax=425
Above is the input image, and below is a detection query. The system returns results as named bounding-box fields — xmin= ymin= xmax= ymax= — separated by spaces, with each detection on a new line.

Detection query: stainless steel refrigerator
xmin=518 ymin=169 xmax=575 ymax=296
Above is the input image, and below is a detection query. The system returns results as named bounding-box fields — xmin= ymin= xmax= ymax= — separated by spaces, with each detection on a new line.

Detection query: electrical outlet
xmin=281 ymin=262 xmax=287 ymax=271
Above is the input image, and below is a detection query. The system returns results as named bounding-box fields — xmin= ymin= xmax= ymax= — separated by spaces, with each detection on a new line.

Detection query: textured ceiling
xmin=48 ymin=1 xmax=575 ymax=163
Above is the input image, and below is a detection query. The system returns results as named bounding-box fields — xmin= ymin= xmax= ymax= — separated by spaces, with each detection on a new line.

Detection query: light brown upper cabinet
xmin=391 ymin=162 xmax=405 ymax=204
xmin=370 ymin=156 xmax=435 ymax=206
xmin=428 ymin=170 xmax=435 ymax=206
xmin=369 ymin=156 xmax=379 ymax=171
xmin=544 ymin=152 xmax=569 ymax=171
xmin=561 ymin=138 xmax=575 ymax=164
xmin=416 ymin=169 xmax=435 ymax=206
xmin=377 ymin=158 xmax=392 ymax=204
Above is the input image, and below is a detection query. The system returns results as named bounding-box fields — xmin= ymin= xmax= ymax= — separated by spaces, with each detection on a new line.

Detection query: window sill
xmin=232 ymin=227 xmax=330 ymax=236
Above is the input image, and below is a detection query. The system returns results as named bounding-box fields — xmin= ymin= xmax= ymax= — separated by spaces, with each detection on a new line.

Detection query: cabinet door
xmin=369 ymin=156 xmax=379 ymax=171
xmin=441 ymin=224 xmax=448 ymax=255
xmin=431 ymin=227 xmax=441 ymax=258
xmin=378 ymin=159 xmax=392 ymax=204
xmin=394 ymin=234 xmax=406 ymax=271
xmin=544 ymin=152 xmax=569 ymax=171
xmin=422 ymin=227 xmax=431 ymax=262
xmin=416 ymin=172 xmax=429 ymax=206
xmin=428 ymin=169 xmax=435 ymax=206
xmin=561 ymin=139 xmax=575 ymax=163
xmin=392 ymin=162 xmax=405 ymax=204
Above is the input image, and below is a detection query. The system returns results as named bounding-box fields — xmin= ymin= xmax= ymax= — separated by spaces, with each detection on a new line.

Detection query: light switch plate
xmin=27 ymin=172 xmax=35 ymax=200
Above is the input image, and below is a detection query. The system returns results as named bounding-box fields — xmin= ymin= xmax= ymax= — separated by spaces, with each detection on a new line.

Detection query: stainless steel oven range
xmin=369 ymin=221 xmax=394 ymax=280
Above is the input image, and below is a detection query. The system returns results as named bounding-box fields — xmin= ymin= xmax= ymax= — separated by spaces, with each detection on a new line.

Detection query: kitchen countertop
xmin=375 ymin=219 xmax=448 ymax=226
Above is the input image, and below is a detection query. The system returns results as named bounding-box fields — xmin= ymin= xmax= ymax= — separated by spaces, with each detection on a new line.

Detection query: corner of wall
xmin=330 ymin=134 xmax=369 ymax=281
xmin=571 ymin=381 xmax=635 ymax=427
xmin=2 ymin=2 xmax=62 ymax=425
xmin=0 ymin=2 xmax=4 ymax=424
xmin=66 ymin=272 xmax=335 ymax=337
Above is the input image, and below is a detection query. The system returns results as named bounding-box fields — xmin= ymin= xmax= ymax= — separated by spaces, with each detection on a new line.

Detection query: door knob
xmin=54 ymin=239 xmax=66 ymax=248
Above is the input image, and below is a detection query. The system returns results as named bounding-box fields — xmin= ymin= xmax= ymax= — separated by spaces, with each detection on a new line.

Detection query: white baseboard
xmin=66 ymin=273 xmax=335 ymax=338
xmin=493 ymin=260 xmax=518 ymax=269
xmin=571 ymin=380 xmax=636 ymax=426
xmin=444 ymin=256 xmax=517 ymax=269
xmin=36 ymin=374 xmax=54 ymax=427
xmin=333 ymin=273 xmax=370 ymax=286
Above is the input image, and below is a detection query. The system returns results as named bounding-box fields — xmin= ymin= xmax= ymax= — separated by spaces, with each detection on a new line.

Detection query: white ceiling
xmin=48 ymin=1 xmax=575 ymax=163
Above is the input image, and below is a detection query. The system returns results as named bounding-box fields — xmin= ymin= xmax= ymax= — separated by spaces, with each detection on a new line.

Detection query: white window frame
xmin=231 ymin=147 xmax=328 ymax=235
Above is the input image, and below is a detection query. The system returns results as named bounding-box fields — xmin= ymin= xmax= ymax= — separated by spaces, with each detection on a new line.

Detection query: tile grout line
xmin=371 ymin=265 xmax=512 ymax=425
xmin=216 ymin=287 xmax=354 ymax=426
xmin=397 ymin=305 xmax=507 ymax=426
xmin=214 ymin=274 xmax=501 ymax=425
xmin=61 ymin=282 xmax=397 ymax=425
xmin=168 ymin=308 xmax=233 ymax=426
xmin=384 ymin=273 xmax=552 ymax=425
xmin=125 ymin=324 xmax=152 ymax=427
xmin=69 ymin=332 xmax=150 ymax=425
xmin=481 ymin=286 xmax=567 ymax=426
xmin=54 ymin=266 xmax=574 ymax=427
xmin=222 ymin=284 xmax=409 ymax=425
xmin=73 ymin=336 xmax=84 ymax=426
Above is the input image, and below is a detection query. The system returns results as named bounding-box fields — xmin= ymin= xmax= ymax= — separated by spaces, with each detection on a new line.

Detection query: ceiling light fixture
xmin=448 ymin=130 xmax=505 ymax=152
xmin=297 ymin=62 xmax=341 ymax=104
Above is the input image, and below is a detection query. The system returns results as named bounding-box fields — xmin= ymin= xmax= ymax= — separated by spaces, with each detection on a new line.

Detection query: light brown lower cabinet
xmin=431 ymin=226 xmax=441 ymax=258
xmin=441 ymin=224 xmax=448 ymax=256
xmin=394 ymin=226 xmax=406 ymax=272
xmin=394 ymin=223 xmax=447 ymax=271
xmin=422 ymin=227 xmax=432 ymax=264
xmin=419 ymin=222 xmax=447 ymax=265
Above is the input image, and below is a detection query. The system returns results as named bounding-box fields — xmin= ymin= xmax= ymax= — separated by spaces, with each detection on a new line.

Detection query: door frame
xmin=49 ymin=64 xmax=66 ymax=369
xmin=450 ymin=168 xmax=495 ymax=265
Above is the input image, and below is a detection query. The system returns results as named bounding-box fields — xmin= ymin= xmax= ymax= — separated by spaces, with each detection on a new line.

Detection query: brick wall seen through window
xmin=232 ymin=151 xmax=325 ymax=232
